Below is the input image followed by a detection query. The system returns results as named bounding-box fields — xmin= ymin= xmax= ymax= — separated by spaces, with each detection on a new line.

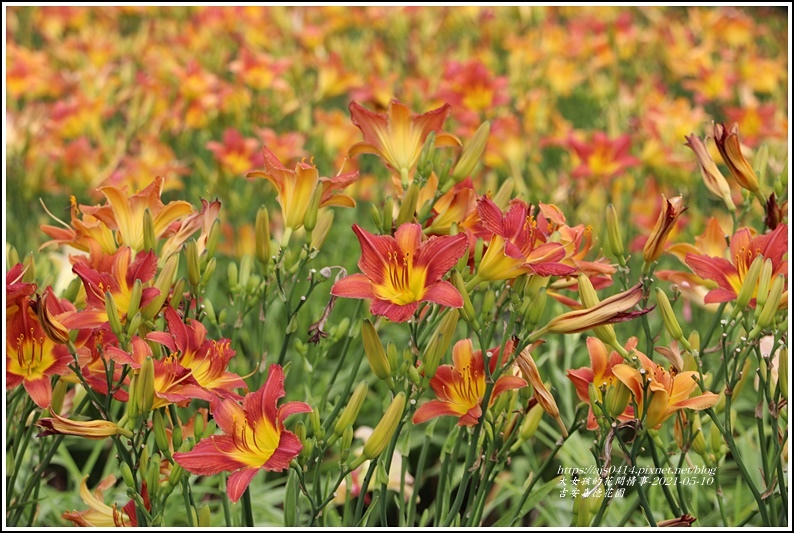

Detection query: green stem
xmin=701 ymin=303 xmax=727 ymax=350
xmin=241 ymin=486 xmax=254 ymax=527
xmin=647 ymin=437 xmax=681 ymax=515
xmin=352 ymin=460 xmax=379 ymax=525
xmin=406 ymin=435 xmax=431 ymax=526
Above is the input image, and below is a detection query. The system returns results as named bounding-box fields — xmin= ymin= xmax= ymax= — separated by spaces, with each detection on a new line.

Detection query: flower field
xmin=3 ymin=5 xmax=790 ymax=528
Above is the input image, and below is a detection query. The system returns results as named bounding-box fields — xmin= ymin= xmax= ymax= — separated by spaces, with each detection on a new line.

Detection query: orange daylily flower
xmin=62 ymin=476 xmax=148 ymax=527
xmin=567 ymin=337 xmax=638 ymax=430
xmin=413 ymin=339 xmax=526 ymax=427
xmin=348 ymin=99 xmax=461 ymax=184
xmin=331 ymin=223 xmax=468 ymax=323
xmin=173 ymin=364 xmax=311 ymax=503
xmin=643 ymin=195 xmax=687 ymax=266
xmin=613 ymin=352 xmax=719 ymax=429
xmin=246 ymin=146 xmax=358 ymax=231
xmin=684 ymin=223 xmax=788 ymax=306
xmin=565 ymin=131 xmax=640 ymax=182
xmin=713 ymin=122 xmax=761 ymax=194
xmin=83 ymin=176 xmax=194 ymax=253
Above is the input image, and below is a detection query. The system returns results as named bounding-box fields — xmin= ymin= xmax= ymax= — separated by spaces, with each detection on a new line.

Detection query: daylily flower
xmin=37 ymin=411 xmax=132 ymax=440
xmin=565 ymin=131 xmax=640 ymax=182
xmin=713 ymin=122 xmax=761 ymax=194
xmin=567 ymin=337 xmax=638 ymax=430
xmin=331 ymin=223 xmax=468 ymax=323
xmin=82 ymin=176 xmax=194 ymax=253
xmin=62 ymin=475 xmax=147 ymax=527
xmin=474 ymin=197 xmax=575 ymax=283
xmin=6 ymin=293 xmax=72 ymax=409
xmin=60 ymin=247 xmax=160 ymax=330
xmin=515 ymin=343 xmax=567 ymax=436
xmin=348 ymin=99 xmax=462 ymax=184
xmin=173 ymin=364 xmax=311 ymax=503
xmin=684 ymin=133 xmax=736 ymax=211
xmin=613 ymin=352 xmax=719 ymax=429
xmin=147 ymin=307 xmax=246 ymax=402
xmin=246 ymin=146 xmax=357 ymax=232
xmin=206 ymin=128 xmax=261 ymax=176
xmin=413 ymin=339 xmax=527 ymax=426
xmin=684 ymin=223 xmax=788 ymax=305
xmin=106 ymin=337 xmax=213 ymax=410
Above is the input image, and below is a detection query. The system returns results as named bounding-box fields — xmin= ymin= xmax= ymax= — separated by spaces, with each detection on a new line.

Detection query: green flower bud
xmin=482 ymin=289 xmax=496 ymax=317
xmin=362 ymin=320 xmax=391 ymax=381
xmin=778 ymin=348 xmax=788 ymax=400
xmin=186 ymin=240 xmax=201 ymax=288
xmin=142 ymin=208 xmax=156 ymax=253
xmin=284 ymin=469 xmax=299 ymax=527
xmin=198 ymin=504 xmax=211 ymax=528
xmin=311 ymin=211 xmax=334 ymax=250
xmin=146 ymin=455 xmax=161 ymax=496
xmin=153 ymin=410 xmax=170 ymax=457
xmin=492 ymin=177 xmax=515 ymax=211
xmin=417 ymin=131 xmax=437 ymax=176
xmin=519 ymin=403 xmax=544 ymax=442
xmin=137 ymin=356 xmax=156 ymax=416
xmin=381 ymin=196 xmax=394 ymax=234
xmin=141 ymin=254 xmax=178 ymax=319
xmin=396 ymin=183 xmax=420 ymax=226
xmin=690 ymin=413 xmax=708 ymax=457
xmin=450 ymin=271 xmax=476 ymax=325
xmin=358 ymin=392 xmax=405 ymax=464
xmin=731 ymin=256 xmax=764 ymax=319
xmin=227 ymin=261 xmax=239 ymax=290
xmin=605 ymin=381 xmax=631 ymax=419
xmin=310 ymin=406 xmax=323 ymax=440
xmin=339 ymin=426 xmax=354 ymax=463
xmin=206 ymin=219 xmax=221 ymax=261
xmin=655 ymin=288 xmax=689 ymax=349
xmin=526 ymin=286 xmax=547 ymax=328
xmin=387 ymin=342 xmax=399 ymax=376
xmin=202 ymin=420 xmax=216 ymax=439
xmin=239 ymin=255 xmax=252 ymax=291
xmin=334 ymin=382 xmax=368 ymax=438
xmin=255 ymin=207 xmax=271 ymax=267
xmin=104 ymin=291 xmax=124 ymax=338
xmin=754 ymin=259 xmax=774 ymax=321
xmin=51 ymin=379 xmax=68 ymax=416
xmin=303 ymin=183 xmax=323 ymax=234
xmin=451 ymin=121 xmax=490 ymax=183
xmin=169 ymin=279 xmax=185 ymax=310
xmin=750 ymin=274 xmax=784 ymax=338
xmin=605 ymin=204 xmax=625 ymax=266
xmin=120 ymin=462 xmax=136 ymax=490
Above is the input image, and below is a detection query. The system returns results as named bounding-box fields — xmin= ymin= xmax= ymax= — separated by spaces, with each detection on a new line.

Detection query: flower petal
xmin=227 ymin=468 xmax=260 ymax=504
xmin=422 ymin=281 xmax=463 ymax=309
xmin=331 ymin=273 xmax=375 ymax=300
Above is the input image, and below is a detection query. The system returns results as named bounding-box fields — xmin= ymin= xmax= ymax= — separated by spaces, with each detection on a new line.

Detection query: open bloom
xmin=331 ymin=223 xmax=468 ymax=322
xmin=147 ymin=307 xmax=246 ymax=402
xmin=6 ymin=293 xmax=72 ymax=409
xmin=567 ymin=337 xmax=637 ymax=430
xmin=246 ymin=146 xmax=357 ymax=231
xmin=173 ymin=364 xmax=311 ymax=503
xmin=348 ymin=99 xmax=461 ymax=182
xmin=685 ymin=223 xmax=788 ymax=305
xmin=413 ymin=339 xmax=527 ymax=426
xmin=613 ymin=352 xmax=719 ymax=429
xmin=62 ymin=476 xmax=145 ymax=527
xmin=475 ymin=197 xmax=575 ymax=283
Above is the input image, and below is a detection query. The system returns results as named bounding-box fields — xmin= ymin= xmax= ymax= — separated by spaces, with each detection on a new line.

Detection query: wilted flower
xmin=643 ymin=195 xmax=687 ymax=267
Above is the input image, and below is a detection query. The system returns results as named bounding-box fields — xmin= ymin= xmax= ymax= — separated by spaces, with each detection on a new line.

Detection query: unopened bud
xmin=451 ymin=121 xmax=490 ymax=183
xmin=605 ymin=204 xmax=625 ymax=265
xmin=303 ymin=183 xmax=323 ymax=234
xmin=578 ymin=274 xmax=618 ymax=347
xmin=105 ymin=291 xmax=124 ymax=338
xmin=750 ymin=274 xmax=784 ymax=337
xmin=690 ymin=413 xmax=708 ymax=457
xmin=120 ymin=462 xmax=136 ymax=489
xmin=310 ymin=407 xmax=323 ymax=440
xmin=482 ymin=289 xmax=496 ymax=316
xmin=311 ymin=211 xmax=334 ymax=250
xmin=381 ymin=197 xmax=394 ymax=234
xmin=779 ymin=348 xmax=788 ymax=400
xmin=186 ymin=240 xmax=200 ymax=287
xmin=450 ymin=271 xmax=476 ymax=324
xmin=255 ymin=207 xmax=271 ymax=266
xmin=51 ymin=379 xmax=67 ymax=415
xmin=754 ymin=259 xmax=774 ymax=320
xmin=604 ymin=382 xmax=631 ymax=419
xmin=126 ymin=375 xmax=140 ymax=421
xmin=141 ymin=254 xmax=178 ymax=319
xmin=137 ymin=356 xmax=156 ymax=415
xmin=492 ymin=177 xmax=514 ymax=211
xmin=526 ymin=286 xmax=547 ymax=328
xmin=731 ymin=256 xmax=764 ymax=319
xmin=198 ymin=504 xmax=211 ymax=528
xmin=655 ymin=288 xmax=688 ymax=348
xmin=206 ymin=219 xmax=221 ymax=261
xmin=358 ymin=392 xmax=405 ymax=463
xmin=143 ymin=208 xmax=156 ymax=252
xmin=239 ymin=255 xmax=252 ymax=291
xmin=519 ymin=403 xmax=544 ymax=442
xmin=396 ymin=184 xmax=420 ymax=226
xmin=334 ymin=382 xmax=368 ymax=438
xmin=339 ymin=426 xmax=354 ymax=463
xmin=362 ymin=321 xmax=391 ymax=381
xmin=227 ymin=262 xmax=239 ymax=290
xmin=417 ymin=131 xmax=437 ymax=175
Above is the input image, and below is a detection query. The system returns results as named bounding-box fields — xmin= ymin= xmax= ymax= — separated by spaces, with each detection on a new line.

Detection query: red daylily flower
xmin=475 ymin=197 xmax=575 ymax=283
xmin=348 ymin=99 xmax=461 ymax=183
xmin=173 ymin=364 xmax=311 ymax=503
xmin=413 ymin=339 xmax=527 ymax=426
xmin=60 ymin=247 xmax=160 ymax=330
xmin=6 ymin=291 xmax=73 ymax=409
xmin=147 ymin=307 xmax=246 ymax=402
xmin=246 ymin=146 xmax=358 ymax=231
xmin=566 ymin=131 xmax=640 ymax=182
xmin=331 ymin=223 xmax=468 ymax=323
xmin=685 ymin=223 xmax=788 ymax=305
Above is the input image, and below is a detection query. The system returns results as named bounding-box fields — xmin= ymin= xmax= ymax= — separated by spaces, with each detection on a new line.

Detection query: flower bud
xmin=731 ymin=255 xmax=764 ymax=319
xmin=526 ymin=286 xmax=547 ymax=328
xmin=690 ymin=413 xmax=708 ymax=457
xmin=359 ymin=392 xmax=405 ymax=463
xmin=199 ymin=504 xmax=211 ymax=528
xmin=334 ymin=382 xmax=369 ymax=438
xmin=120 ymin=462 xmax=136 ymax=490
xmin=643 ymin=195 xmax=686 ymax=269
xmin=239 ymin=255 xmax=252 ymax=292
xmin=450 ymin=271 xmax=476 ymax=325
xmin=172 ymin=424 xmax=183 ymax=451
xmin=362 ymin=321 xmax=391 ymax=381
xmin=303 ymin=183 xmax=323 ymax=234
xmin=137 ymin=356 xmax=156 ymax=416
xmin=284 ymin=469 xmax=299 ymax=527
xmin=200 ymin=258 xmax=216 ymax=289
xmin=396 ymin=184 xmax=420 ymax=226
xmin=227 ymin=261 xmax=239 ymax=290
xmin=655 ymin=288 xmax=688 ymax=348
xmin=205 ymin=218 xmax=221 ymax=261
xmin=126 ymin=374 xmax=140 ymax=421
xmin=202 ymin=420 xmax=216 ymax=440
xmin=519 ymin=403 xmax=544 ymax=442
xmin=104 ymin=291 xmax=124 ymax=338
xmin=153 ymin=410 xmax=171 ymax=457
xmin=451 ymin=121 xmax=490 ymax=183
xmin=143 ymin=208 xmax=156 ymax=252
xmin=605 ymin=204 xmax=626 ymax=265
xmin=492 ymin=176 xmax=514 ymax=211
xmin=750 ymin=274 xmax=784 ymax=337
xmin=381 ymin=196 xmax=394 ymax=235
xmin=339 ymin=425 xmax=354 ymax=463
xmin=310 ymin=406 xmax=323 ymax=440
xmin=753 ymin=259 xmax=774 ymax=321
xmin=684 ymin=133 xmax=736 ymax=211
xmin=421 ymin=310 xmax=459 ymax=380
xmin=311 ymin=211 xmax=334 ymax=250
xmin=605 ymin=381 xmax=631 ymax=419
xmin=713 ymin=122 xmax=761 ymax=194
xmin=779 ymin=348 xmax=788 ymax=400
xmin=578 ymin=274 xmax=618 ymax=348
xmin=186 ymin=240 xmax=201 ymax=288
xmin=51 ymin=379 xmax=68 ymax=416
xmin=255 ymin=207 xmax=272 ymax=266
xmin=141 ymin=254 xmax=178 ymax=319
xmin=482 ymin=289 xmax=496 ymax=317
xmin=417 ymin=131 xmax=437 ymax=177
